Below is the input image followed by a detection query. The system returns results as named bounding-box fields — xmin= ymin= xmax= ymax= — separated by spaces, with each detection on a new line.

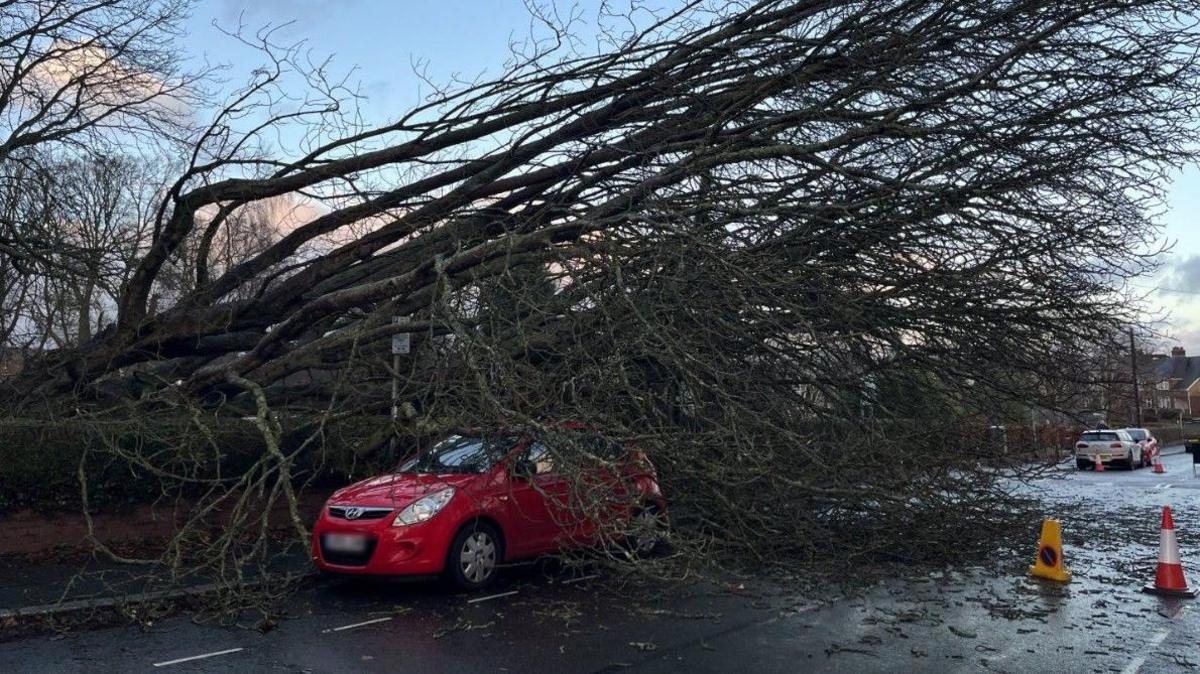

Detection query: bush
xmin=0 ymin=415 xmax=395 ymax=514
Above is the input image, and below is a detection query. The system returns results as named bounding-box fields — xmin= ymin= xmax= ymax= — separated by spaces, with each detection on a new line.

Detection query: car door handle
xmin=497 ymin=495 xmax=509 ymax=502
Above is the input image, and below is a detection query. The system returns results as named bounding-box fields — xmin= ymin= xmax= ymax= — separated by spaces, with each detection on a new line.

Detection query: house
xmin=1148 ymin=347 xmax=1200 ymax=417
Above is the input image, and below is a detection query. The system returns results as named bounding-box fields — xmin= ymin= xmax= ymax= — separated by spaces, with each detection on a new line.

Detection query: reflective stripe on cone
xmin=1144 ymin=505 xmax=1198 ymax=598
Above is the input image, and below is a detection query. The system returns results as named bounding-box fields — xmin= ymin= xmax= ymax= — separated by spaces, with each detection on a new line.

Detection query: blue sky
xmin=184 ymin=0 xmax=1200 ymax=354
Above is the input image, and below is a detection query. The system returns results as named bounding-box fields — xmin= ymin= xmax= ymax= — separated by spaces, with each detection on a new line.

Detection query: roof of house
xmin=1152 ymin=355 xmax=1200 ymax=391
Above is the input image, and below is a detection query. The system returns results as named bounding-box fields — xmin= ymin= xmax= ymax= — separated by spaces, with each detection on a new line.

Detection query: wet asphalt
xmin=3 ymin=447 xmax=1200 ymax=673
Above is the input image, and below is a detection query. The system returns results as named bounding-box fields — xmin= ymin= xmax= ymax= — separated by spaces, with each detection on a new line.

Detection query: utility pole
xmin=1130 ymin=327 xmax=1142 ymax=427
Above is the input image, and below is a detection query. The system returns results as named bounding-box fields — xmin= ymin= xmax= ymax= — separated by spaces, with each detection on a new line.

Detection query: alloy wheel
xmin=460 ymin=531 xmax=497 ymax=584
xmin=632 ymin=509 xmax=663 ymax=555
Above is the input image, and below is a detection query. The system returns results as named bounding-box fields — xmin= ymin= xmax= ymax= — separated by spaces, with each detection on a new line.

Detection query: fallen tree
xmin=2 ymin=0 xmax=1199 ymax=609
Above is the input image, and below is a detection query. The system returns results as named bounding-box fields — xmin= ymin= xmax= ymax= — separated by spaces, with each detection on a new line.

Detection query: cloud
xmin=1163 ymin=254 xmax=1200 ymax=293
xmin=1147 ymin=254 xmax=1200 ymax=355
xmin=1172 ymin=325 xmax=1200 ymax=355
xmin=29 ymin=40 xmax=190 ymax=121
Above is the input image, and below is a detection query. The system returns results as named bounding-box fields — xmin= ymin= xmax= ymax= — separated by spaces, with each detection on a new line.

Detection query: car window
xmin=399 ymin=435 xmax=516 ymax=474
xmin=523 ymin=441 xmax=556 ymax=476
xmin=1081 ymin=432 xmax=1118 ymax=442
xmin=1126 ymin=429 xmax=1147 ymax=441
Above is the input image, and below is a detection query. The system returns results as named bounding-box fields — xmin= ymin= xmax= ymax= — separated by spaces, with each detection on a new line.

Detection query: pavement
xmin=4 ymin=444 xmax=1200 ymax=672
xmin=0 ymin=548 xmax=312 ymax=621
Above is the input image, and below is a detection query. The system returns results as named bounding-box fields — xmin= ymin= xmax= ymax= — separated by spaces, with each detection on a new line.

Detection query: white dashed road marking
xmin=322 ymin=616 xmax=394 ymax=633
xmin=467 ymin=590 xmax=518 ymax=604
xmin=1120 ymin=628 xmax=1170 ymax=674
xmin=152 ymin=647 xmax=244 ymax=667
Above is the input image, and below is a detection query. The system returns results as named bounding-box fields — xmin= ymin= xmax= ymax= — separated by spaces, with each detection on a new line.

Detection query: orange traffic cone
xmin=1029 ymin=519 xmax=1071 ymax=582
xmin=1143 ymin=506 xmax=1198 ymax=598
xmin=1094 ymin=457 xmax=1105 ymax=472
xmin=1153 ymin=457 xmax=1166 ymax=474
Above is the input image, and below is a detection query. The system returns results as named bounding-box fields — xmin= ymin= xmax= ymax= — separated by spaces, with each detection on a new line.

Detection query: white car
xmin=1075 ymin=429 xmax=1142 ymax=470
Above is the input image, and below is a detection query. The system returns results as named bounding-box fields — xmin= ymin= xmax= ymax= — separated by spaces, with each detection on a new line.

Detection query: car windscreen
xmin=1126 ymin=429 xmax=1147 ymax=441
xmin=1081 ymin=432 xmax=1119 ymax=442
xmin=399 ymin=435 xmax=516 ymax=474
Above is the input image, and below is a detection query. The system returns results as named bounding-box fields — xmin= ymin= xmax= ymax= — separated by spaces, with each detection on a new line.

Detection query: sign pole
xmin=390 ymin=318 xmax=411 ymax=456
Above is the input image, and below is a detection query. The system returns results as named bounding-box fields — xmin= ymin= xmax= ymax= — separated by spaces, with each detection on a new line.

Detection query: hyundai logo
xmin=344 ymin=506 xmax=363 ymax=520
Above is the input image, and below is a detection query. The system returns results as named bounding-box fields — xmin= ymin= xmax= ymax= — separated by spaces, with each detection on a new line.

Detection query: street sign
xmin=392 ymin=318 xmax=410 ymax=355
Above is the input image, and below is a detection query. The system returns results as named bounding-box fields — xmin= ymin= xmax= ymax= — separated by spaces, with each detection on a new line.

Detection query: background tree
xmin=0 ymin=0 xmax=205 ymax=276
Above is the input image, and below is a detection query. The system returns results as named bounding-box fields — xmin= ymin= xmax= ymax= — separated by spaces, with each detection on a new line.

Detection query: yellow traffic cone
xmin=1028 ymin=518 xmax=1071 ymax=582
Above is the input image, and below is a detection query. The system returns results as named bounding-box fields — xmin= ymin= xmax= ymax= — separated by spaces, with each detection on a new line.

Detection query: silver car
xmin=1074 ymin=429 xmax=1142 ymax=470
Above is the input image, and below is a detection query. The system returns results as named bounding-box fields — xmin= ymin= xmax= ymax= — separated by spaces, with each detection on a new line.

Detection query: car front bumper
xmin=311 ymin=514 xmax=457 ymax=576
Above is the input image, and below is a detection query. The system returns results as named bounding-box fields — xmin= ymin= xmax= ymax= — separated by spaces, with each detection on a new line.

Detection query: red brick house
xmin=1148 ymin=347 xmax=1200 ymax=417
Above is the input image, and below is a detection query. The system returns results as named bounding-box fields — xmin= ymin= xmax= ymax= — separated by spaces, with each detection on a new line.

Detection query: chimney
xmin=1172 ymin=346 xmax=1186 ymax=357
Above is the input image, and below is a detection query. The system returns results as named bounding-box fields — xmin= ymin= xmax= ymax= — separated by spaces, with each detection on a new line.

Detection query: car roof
xmin=1083 ymin=429 xmax=1127 ymax=435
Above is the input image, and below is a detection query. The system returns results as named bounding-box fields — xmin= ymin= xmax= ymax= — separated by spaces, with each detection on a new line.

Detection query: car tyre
xmin=1076 ymin=458 xmax=1088 ymax=471
xmin=630 ymin=505 xmax=668 ymax=557
xmin=447 ymin=521 xmax=502 ymax=591
xmin=1127 ymin=450 xmax=1136 ymax=470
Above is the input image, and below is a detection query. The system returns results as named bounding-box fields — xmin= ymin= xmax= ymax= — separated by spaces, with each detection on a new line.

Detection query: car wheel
xmin=447 ymin=522 xmax=502 ymax=590
xmin=630 ymin=506 xmax=667 ymax=557
xmin=1128 ymin=450 xmax=1136 ymax=470
xmin=1076 ymin=459 xmax=1088 ymax=471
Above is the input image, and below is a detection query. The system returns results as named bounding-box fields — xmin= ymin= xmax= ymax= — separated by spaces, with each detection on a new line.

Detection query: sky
xmin=183 ymin=0 xmax=1200 ymax=355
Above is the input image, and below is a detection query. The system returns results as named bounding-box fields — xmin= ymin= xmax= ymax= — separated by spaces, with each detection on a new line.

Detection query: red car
xmin=1122 ymin=427 xmax=1159 ymax=468
xmin=311 ymin=429 xmax=666 ymax=589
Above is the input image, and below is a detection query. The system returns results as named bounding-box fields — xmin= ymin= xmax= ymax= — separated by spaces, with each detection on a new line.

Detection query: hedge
xmin=0 ymin=415 xmax=395 ymax=514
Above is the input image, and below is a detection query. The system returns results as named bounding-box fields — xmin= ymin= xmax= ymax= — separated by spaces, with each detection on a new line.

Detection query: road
xmin=3 ymin=447 xmax=1200 ymax=673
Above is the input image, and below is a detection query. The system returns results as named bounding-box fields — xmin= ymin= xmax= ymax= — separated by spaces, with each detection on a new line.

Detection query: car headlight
xmin=392 ymin=487 xmax=456 ymax=527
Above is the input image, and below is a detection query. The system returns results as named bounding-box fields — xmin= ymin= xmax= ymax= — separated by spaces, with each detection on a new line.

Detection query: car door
xmin=502 ymin=440 xmax=568 ymax=557
xmin=1120 ymin=430 xmax=1139 ymax=464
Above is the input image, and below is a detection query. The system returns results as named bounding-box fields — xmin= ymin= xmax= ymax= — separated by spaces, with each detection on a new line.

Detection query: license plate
xmin=324 ymin=533 xmax=368 ymax=553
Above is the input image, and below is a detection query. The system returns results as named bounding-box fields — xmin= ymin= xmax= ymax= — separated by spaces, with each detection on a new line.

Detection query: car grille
xmin=328 ymin=505 xmax=393 ymax=520
xmin=319 ymin=535 xmax=378 ymax=567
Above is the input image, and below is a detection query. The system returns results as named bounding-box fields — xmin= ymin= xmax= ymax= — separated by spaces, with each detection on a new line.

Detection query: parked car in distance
xmin=1075 ymin=429 xmax=1142 ymax=470
xmin=1185 ymin=420 xmax=1200 ymax=454
xmin=1120 ymin=428 xmax=1159 ymax=468
xmin=311 ymin=428 xmax=667 ymax=589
